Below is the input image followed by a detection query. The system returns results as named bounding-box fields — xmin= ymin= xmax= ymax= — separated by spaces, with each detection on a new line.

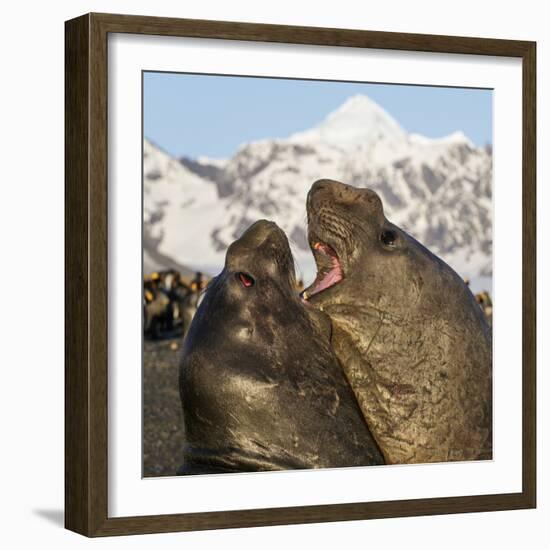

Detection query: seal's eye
xmin=381 ymin=229 xmax=397 ymax=247
xmin=237 ymin=272 xmax=255 ymax=288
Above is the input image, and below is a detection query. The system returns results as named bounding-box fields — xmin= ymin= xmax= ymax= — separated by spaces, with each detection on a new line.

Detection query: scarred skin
xmin=304 ymin=179 xmax=492 ymax=465
xmin=178 ymin=220 xmax=384 ymax=474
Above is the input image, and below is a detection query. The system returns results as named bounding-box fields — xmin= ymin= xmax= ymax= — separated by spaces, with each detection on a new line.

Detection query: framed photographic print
xmin=65 ymin=13 xmax=536 ymax=537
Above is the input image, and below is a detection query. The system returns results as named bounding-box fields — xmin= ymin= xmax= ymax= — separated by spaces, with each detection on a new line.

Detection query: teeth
xmin=302 ymin=291 xmax=309 ymax=300
xmin=314 ymin=242 xmax=322 ymax=250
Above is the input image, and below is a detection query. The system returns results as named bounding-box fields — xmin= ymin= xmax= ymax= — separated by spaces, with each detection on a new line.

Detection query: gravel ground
xmin=143 ymin=336 xmax=185 ymax=477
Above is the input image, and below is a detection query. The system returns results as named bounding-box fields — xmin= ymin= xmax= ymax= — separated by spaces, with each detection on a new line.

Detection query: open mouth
xmin=302 ymin=240 xmax=344 ymax=300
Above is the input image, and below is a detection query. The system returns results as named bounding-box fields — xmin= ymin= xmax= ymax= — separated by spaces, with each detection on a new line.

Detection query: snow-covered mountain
xmin=143 ymin=94 xmax=492 ymax=291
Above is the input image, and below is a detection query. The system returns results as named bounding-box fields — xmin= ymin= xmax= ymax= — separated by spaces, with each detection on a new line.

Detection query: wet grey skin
xmin=178 ymin=219 xmax=385 ymax=474
xmin=303 ymin=179 xmax=492 ymax=465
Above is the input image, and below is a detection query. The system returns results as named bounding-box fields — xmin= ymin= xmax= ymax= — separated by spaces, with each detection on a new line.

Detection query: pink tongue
xmin=313 ymin=259 xmax=342 ymax=293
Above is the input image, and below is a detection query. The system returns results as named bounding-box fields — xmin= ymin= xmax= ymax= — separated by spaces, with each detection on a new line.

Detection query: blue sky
xmin=143 ymin=72 xmax=492 ymax=159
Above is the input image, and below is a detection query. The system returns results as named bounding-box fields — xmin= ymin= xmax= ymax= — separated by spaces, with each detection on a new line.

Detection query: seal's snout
xmin=226 ymin=219 xmax=291 ymax=277
xmin=308 ymin=179 xmax=383 ymax=214
xmin=240 ymin=220 xmax=287 ymax=251
xmin=245 ymin=219 xmax=281 ymax=241
xmin=307 ymin=179 xmax=338 ymax=210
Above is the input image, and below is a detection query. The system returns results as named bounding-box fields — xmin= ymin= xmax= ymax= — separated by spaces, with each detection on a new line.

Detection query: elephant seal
xmin=303 ymin=179 xmax=492 ymax=465
xmin=179 ymin=220 xmax=384 ymax=474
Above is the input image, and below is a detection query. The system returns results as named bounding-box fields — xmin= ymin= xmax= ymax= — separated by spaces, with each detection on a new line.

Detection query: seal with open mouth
xmin=178 ymin=219 xmax=384 ymax=474
xmin=303 ymin=179 xmax=492 ymax=464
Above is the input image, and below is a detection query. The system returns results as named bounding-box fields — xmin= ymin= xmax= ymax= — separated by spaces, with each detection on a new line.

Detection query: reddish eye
xmin=237 ymin=272 xmax=255 ymax=288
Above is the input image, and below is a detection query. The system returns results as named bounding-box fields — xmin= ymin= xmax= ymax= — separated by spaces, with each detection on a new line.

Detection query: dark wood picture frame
xmin=65 ymin=12 xmax=537 ymax=537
